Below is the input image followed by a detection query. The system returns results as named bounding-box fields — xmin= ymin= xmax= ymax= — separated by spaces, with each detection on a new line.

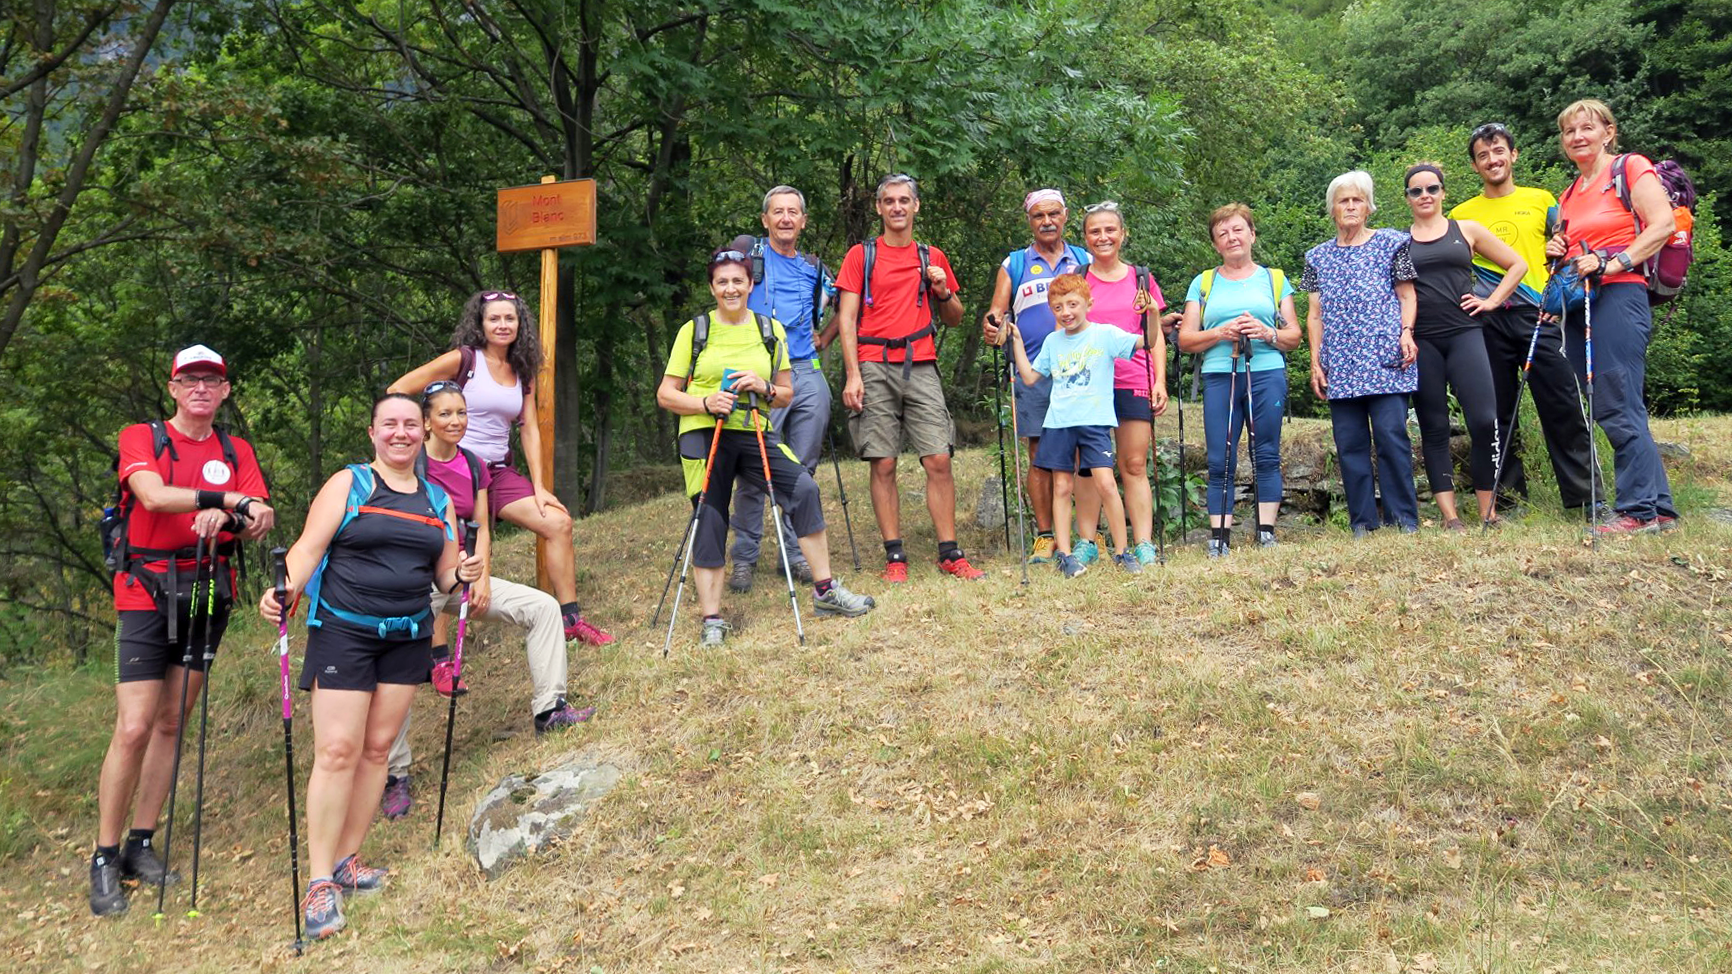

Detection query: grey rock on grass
xmin=469 ymin=756 xmax=623 ymax=879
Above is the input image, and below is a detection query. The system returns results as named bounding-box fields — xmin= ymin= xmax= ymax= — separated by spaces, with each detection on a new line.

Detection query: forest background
xmin=3 ymin=0 xmax=1729 ymax=664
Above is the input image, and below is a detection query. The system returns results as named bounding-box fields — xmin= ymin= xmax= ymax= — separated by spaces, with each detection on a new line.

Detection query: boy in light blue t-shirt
xmin=1007 ymin=274 xmax=1146 ymax=578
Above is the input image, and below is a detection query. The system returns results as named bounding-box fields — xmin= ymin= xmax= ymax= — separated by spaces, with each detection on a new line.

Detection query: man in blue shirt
xmin=727 ymin=187 xmax=836 ymax=591
xmin=982 ymin=189 xmax=1090 ymax=564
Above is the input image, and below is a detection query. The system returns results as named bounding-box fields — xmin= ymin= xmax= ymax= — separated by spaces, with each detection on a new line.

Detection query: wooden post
xmin=536 ymin=176 xmax=559 ymax=589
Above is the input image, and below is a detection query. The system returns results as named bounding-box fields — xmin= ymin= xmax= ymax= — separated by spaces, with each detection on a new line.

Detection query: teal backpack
xmin=303 ymin=463 xmax=453 ymax=639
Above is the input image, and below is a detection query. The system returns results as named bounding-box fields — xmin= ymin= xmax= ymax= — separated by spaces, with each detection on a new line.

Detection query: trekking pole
xmin=1172 ymin=339 xmax=1188 ymax=544
xmin=652 ymin=418 xmax=726 ymax=628
xmin=154 ymin=535 xmax=210 ymax=923
xmin=186 ymin=531 xmax=223 ymax=917
xmin=1219 ymin=343 xmax=1243 ymax=544
xmin=826 ymin=428 xmax=860 ymax=571
xmin=1487 ymin=306 xmax=1548 ymax=534
xmin=1579 ymin=244 xmax=1599 ymax=551
xmin=750 ymin=396 xmax=805 ymax=645
xmin=271 ymin=548 xmax=305 ymax=956
xmin=1239 ymin=334 xmax=1262 ymax=533
xmin=993 ymin=341 xmax=1012 ymax=555
xmin=434 ymin=519 xmax=479 ymax=849
xmin=1145 ymin=314 xmax=1165 ymax=566
xmin=992 ymin=314 xmax=1030 ymax=586
xmin=662 ymin=418 xmax=727 ymax=657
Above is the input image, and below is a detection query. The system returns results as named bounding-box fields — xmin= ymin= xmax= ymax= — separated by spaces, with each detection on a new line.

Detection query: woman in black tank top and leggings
xmin=1403 ymin=163 xmax=1529 ymax=529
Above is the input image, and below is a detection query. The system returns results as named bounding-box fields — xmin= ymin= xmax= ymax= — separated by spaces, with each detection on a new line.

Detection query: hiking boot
xmin=565 ymin=615 xmax=615 ymax=646
xmin=1655 ymin=514 xmax=1679 ymax=532
xmin=1056 ymin=552 xmax=1087 ymax=578
xmin=90 ymin=851 xmax=127 ymax=917
xmin=1133 ymin=540 xmax=1159 ymax=566
xmin=814 ymin=581 xmax=876 ymax=617
xmin=302 ymin=879 xmax=345 ymax=940
xmin=699 ymin=617 xmax=730 ymax=648
xmin=1595 ymin=514 xmax=1661 ymax=536
xmin=1114 ymin=551 xmax=1143 ymax=574
xmin=881 ymin=559 xmax=909 ymax=583
xmin=938 ymin=555 xmax=986 ymax=581
xmin=727 ymin=562 xmax=754 ymax=593
xmin=430 ymin=659 xmax=468 ymax=698
xmin=784 ymin=560 xmax=814 ymax=585
xmin=120 ymin=834 xmax=178 ymax=886
xmin=534 ymin=697 xmax=596 ymax=735
xmin=1073 ymin=538 xmax=1099 ymax=565
xmin=1206 ymin=538 xmax=1228 ymax=559
xmin=1443 ymin=518 xmax=1467 ymax=532
xmin=1028 ymin=535 xmax=1055 ymax=564
xmin=380 ymin=774 xmax=412 ymax=820
xmin=1257 ymin=529 xmax=1278 ymax=548
xmin=332 ymin=854 xmax=388 ymax=894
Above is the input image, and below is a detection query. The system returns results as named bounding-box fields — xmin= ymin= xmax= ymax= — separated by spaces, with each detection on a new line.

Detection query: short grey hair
xmin=762 ymin=185 xmax=806 ymax=214
xmin=876 ymin=173 xmax=919 ymax=202
xmin=1325 ymin=170 xmax=1377 ymax=216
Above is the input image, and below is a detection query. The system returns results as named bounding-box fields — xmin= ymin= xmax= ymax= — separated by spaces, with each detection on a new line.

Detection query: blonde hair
xmin=1325 ymin=170 xmax=1377 ymax=216
xmin=1556 ymin=98 xmax=1618 ymax=152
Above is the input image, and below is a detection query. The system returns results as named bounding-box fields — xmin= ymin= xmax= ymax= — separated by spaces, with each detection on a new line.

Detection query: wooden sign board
xmin=496 ymin=179 xmax=598 ymax=253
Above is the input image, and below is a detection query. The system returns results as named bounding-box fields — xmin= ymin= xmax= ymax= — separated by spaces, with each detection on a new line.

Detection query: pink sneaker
xmin=565 ymin=615 xmax=615 ymax=646
xmin=431 ymin=659 xmax=468 ymax=698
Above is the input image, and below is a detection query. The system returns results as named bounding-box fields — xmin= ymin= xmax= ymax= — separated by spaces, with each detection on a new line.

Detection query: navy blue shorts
xmin=1113 ymin=388 xmax=1153 ymax=423
xmin=1034 ymin=424 xmax=1116 ymax=473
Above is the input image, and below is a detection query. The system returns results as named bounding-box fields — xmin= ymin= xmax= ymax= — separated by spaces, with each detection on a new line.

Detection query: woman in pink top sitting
xmin=392 ymin=290 xmax=613 ymax=645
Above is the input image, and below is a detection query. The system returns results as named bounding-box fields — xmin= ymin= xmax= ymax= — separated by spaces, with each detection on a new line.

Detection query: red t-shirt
xmin=835 ymin=238 xmax=959 ymax=364
xmin=1559 ymin=154 xmax=1656 ymax=286
xmin=113 ymin=422 xmax=268 ymax=611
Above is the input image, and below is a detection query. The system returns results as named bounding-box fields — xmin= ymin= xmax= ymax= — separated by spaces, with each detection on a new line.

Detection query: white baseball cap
xmin=171 ymin=344 xmax=227 ymax=378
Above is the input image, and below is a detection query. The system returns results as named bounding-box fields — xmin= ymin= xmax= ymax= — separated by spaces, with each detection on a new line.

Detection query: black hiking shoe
xmin=90 ymin=851 xmax=127 ymax=917
xmin=121 ymin=834 xmax=179 ymax=886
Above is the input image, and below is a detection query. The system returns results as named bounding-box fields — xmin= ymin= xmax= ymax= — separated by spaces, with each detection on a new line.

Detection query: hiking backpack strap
xmin=1191 ymin=269 xmax=1217 ymax=401
xmin=456 ymin=346 xmax=478 ymax=391
xmin=806 ymin=252 xmax=829 ymax=337
xmin=856 ymin=239 xmax=941 ymax=379
xmin=305 ymin=463 xmax=449 ymax=636
xmin=862 ymin=237 xmax=878 ymax=307
xmin=751 ymin=238 xmax=768 ymax=285
xmin=684 ymin=313 xmax=713 ymax=387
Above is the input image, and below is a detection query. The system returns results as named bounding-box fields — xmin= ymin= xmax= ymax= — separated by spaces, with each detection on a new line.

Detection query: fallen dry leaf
xmin=1295 ymin=792 xmax=1322 ymax=810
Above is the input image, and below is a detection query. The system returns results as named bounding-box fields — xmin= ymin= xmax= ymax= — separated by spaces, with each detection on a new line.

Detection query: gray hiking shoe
xmin=1056 ymin=552 xmax=1087 ymax=579
xmin=90 ymin=851 xmax=126 ymax=917
xmin=727 ymin=562 xmax=753 ymax=593
xmin=1114 ymin=551 xmax=1142 ymax=574
xmin=120 ymin=834 xmax=178 ymax=886
xmin=700 ymin=617 xmax=731 ymax=648
xmin=813 ymin=580 xmax=876 ymax=617
xmin=785 ymin=560 xmax=815 ymax=585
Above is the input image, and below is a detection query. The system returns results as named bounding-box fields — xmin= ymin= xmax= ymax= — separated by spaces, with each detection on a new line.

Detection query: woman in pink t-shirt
xmin=1545 ymin=98 xmax=1678 ymax=533
xmin=1070 ymin=201 xmax=1178 ymax=566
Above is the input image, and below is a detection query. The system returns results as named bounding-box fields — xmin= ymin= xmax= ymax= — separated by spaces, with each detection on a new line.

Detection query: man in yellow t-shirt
xmin=1451 ymin=122 xmax=1597 ymax=513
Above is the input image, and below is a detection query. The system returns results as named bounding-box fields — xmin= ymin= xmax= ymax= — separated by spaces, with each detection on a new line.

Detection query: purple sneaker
xmin=564 ymin=615 xmax=615 ymax=646
xmin=533 ymin=697 xmax=597 ymax=735
xmin=380 ymin=774 xmax=412 ymax=820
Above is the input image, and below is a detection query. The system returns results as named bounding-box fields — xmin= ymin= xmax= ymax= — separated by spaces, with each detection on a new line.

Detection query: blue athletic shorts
xmin=1033 ymin=424 xmax=1116 ymax=473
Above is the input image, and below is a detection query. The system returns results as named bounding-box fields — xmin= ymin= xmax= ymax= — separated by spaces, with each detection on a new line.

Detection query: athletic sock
xmin=125 ymin=828 xmax=154 ymax=845
xmin=814 ymin=578 xmax=835 ymax=597
xmin=430 ymin=643 xmax=450 ymax=663
xmin=1037 ymin=530 xmax=1054 ymax=539
xmin=884 ymin=539 xmax=906 ymax=563
xmin=95 ymin=844 xmax=120 ymax=861
xmin=1211 ymin=526 xmax=1229 ymax=543
xmin=937 ymin=541 xmax=962 ymax=562
xmin=702 ymin=614 xmax=723 ymax=623
xmin=559 ymin=602 xmax=581 ymax=621
xmin=1258 ymin=523 xmax=1275 ymax=538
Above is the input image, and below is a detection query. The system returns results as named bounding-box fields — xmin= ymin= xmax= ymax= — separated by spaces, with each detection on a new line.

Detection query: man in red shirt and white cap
xmin=90 ymin=345 xmax=274 ymax=916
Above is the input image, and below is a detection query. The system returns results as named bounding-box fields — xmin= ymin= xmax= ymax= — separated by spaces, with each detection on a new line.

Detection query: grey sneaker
xmin=1114 ymin=551 xmax=1143 ymax=574
xmin=1206 ymin=538 xmax=1228 ymax=558
xmin=302 ymin=879 xmax=345 ymax=940
xmin=332 ymin=854 xmax=388 ymax=894
xmin=727 ymin=562 xmax=753 ymax=593
xmin=700 ymin=617 xmax=730 ymax=648
xmin=1257 ymin=529 xmax=1278 ymax=548
xmin=120 ymin=834 xmax=178 ymax=886
xmin=90 ymin=851 xmax=127 ymax=917
xmin=813 ymin=581 xmax=876 ymax=617
xmin=1056 ymin=552 xmax=1087 ymax=578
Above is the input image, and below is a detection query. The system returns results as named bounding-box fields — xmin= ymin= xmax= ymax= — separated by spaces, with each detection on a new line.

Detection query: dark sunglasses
xmin=710 ymin=250 xmax=750 ymax=264
xmin=1470 ymin=122 xmax=1510 ymax=142
xmin=422 ymin=380 xmax=464 ymax=401
xmin=482 ymin=290 xmax=517 ymax=300
xmin=1405 ymin=183 xmax=1444 ymax=198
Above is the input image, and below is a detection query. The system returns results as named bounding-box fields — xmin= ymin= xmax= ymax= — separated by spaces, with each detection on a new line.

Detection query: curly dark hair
xmin=450 ymin=291 xmax=543 ymax=387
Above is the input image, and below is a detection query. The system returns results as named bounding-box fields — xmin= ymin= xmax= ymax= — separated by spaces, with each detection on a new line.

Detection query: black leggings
xmin=1414 ymin=329 xmax=1499 ymax=494
xmin=679 ymin=428 xmax=824 ymax=569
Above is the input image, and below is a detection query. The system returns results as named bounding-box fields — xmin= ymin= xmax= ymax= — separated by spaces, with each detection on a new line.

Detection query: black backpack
xmin=684 ymin=311 xmax=778 ymax=387
xmin=748 ymin=237 xmax=830 ymax=334
xmin=101 ymin=418 xmax=243 ymax=579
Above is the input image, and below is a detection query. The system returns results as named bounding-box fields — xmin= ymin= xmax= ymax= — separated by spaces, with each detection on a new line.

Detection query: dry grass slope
xmin=3 ymin=414 xmax=1731 ymax=973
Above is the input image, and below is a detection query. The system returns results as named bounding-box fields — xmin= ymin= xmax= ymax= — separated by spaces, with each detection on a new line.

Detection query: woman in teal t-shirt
xmin=1177 ymin=204 xmax=1302 ymax=556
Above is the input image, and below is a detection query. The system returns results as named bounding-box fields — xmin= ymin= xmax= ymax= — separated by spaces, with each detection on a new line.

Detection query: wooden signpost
xmin=497 ymin=175 xmax=597 ymax=588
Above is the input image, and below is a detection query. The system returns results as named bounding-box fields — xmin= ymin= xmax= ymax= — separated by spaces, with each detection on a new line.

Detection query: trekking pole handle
xmin=271 ymin=547 xmax=290 ymax=719
xmin=461 ymin=520 xmax=479 ymax=559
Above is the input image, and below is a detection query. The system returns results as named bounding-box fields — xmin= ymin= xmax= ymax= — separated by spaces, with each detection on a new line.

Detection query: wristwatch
xmin=1615 ymin=252 xmax=1634 ymax=272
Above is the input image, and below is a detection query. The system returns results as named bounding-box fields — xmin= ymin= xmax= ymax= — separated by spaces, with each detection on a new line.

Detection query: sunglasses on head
xmin=710 ymin=250 xmax=750 ymax=264
xmin=422 ymin=380 xmax=464 ymax=401
xmin=1471 ymin=122 xmax=1510 ymax=142
xmin=482 ymin=291 xmax=517 ymax=301
xmin=1405 ymin=183 xmax=1444 ymax=198
xmin=1084 ymin=200 xmax=1120 ymax=214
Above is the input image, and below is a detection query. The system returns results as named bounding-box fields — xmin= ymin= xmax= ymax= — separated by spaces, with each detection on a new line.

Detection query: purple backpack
xmin=1610 ymin=155 xmax=1697 ymax=304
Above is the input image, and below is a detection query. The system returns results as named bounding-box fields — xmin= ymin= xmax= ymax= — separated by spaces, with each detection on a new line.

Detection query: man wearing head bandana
xmin=982 ymin=189 xmax=1093 ymax=565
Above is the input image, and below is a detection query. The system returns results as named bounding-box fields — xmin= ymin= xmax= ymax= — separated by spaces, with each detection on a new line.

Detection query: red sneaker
xmin=881 ymin=559 xmax=909 ymax=583
xmin=939 ymin=555 xmax=986 ymax=581
xmin=1594 ymin=514 xmax=1661 ymax=535
xmin=565 ymin=616 xmax=616 ymax=646
xmin=431 ymin=659 xmax=468 ymax=698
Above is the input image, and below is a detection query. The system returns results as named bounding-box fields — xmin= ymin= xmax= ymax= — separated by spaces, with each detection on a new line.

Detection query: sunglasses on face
xmin=1405 ymin=183 xmax=1444 ymax=198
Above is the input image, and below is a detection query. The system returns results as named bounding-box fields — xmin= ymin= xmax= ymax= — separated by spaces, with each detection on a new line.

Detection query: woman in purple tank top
xmin=391 ymin=291 xmax=613 ymax=647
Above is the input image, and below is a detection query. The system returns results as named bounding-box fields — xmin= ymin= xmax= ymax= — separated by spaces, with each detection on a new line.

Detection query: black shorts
xmin=1113 ymin=388 xmax=1153 ymax=424
xmin=299 ymin=621 xmax=432 ymax=692
xmin=115 ymin=607 xmax=231 ymax=684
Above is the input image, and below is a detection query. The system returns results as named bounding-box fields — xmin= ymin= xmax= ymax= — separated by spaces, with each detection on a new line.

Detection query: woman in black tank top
xmin=1404 ymin=163 xmax=1529 ymax=529
xmin=259 ymin=393 xmax=482 ymax=940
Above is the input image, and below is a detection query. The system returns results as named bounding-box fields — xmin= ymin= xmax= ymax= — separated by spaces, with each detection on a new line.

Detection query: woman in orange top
xmin=1545 ymin=98 xmax=1677 ymax=534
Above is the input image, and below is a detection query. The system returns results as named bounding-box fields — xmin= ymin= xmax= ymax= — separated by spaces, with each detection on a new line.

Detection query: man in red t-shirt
xmin=834 ymin=173 xmax=983 ymax=583
xmin=90 ymin=345 xmax=274 ymax=917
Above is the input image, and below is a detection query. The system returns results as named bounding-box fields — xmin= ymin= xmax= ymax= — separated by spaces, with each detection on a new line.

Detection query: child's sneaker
xmin=380 ymin=774 xmax=412 ymax=820
xmin=699 ymin=617 xmax=731 ymax=648
xmin=1027 ymin=535 xmax=1055 ymax=564
xmin=1133 ymin=540 xmax=1159 ymax=566
xmin=814 ymin=581 xmax=876 ymax=617
xmin=430 ymin=659 xmax=468 ymax=698
xmin=1115 ymin=550 xmax=1142 ymax=574
xmin=881 ymin=559 xmax=909 ymax=583
xmin=565 ymin=615 xmax=616 ymax=646
xmin=302 ymin=879 xmax=345 ymax=940
xmin=1055 ymin=552 xmax=1087 ymax=578
xmin=938 ymin=555 xmax=986 ymax=581
xmin=332 ymin=854 xmax=388 ymax=894
xmin=534 ymin=698 xmax=596 ymax=735
xmin=1073 ymin=538 xmax=1099 ymax=564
